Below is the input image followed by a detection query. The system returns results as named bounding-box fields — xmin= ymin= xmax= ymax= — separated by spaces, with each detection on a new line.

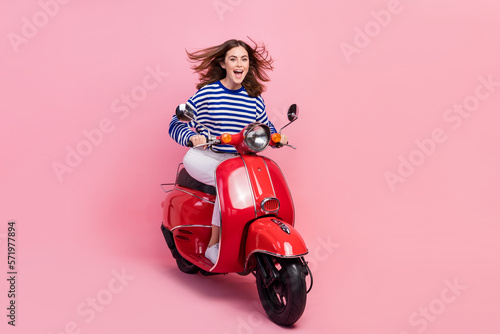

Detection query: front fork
xmin=254 ymin=253 xmax=313 ymax=293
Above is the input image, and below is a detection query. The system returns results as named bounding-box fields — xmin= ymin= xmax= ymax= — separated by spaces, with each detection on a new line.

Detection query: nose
xmin=237 ymin=59 xmax=243 ymax=67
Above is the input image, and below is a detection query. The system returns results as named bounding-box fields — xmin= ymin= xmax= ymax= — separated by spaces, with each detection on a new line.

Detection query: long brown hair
xmin=186 ymin=38 xmax=274 ymax=97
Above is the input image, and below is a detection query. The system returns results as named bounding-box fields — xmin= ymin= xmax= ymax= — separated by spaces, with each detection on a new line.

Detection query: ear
xmin=219 ymin=61 xmax=225 ymax=69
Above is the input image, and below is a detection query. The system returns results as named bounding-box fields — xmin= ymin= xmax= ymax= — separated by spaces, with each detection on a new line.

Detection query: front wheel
xmin=255 ymin=256 xmax=307 ymax=326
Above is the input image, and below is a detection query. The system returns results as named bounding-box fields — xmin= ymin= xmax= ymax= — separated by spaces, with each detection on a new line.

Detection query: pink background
xmin=1 ymin=0 xmax=499 ymax=333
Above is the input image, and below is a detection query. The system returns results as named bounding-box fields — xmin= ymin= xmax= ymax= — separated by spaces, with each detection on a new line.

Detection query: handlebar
xmin=188 ymin=134 xmax=294 ymax=150
xmin=187 ymin=135 xmax=220 ymax=149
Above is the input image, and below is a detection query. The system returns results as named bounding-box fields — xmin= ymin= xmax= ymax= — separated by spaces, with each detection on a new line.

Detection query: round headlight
xmin=244 ymin=123 xmax=271 ymax=152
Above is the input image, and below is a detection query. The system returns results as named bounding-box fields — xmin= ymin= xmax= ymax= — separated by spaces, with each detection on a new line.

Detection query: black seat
xmin=176 ymin=168 xmax=216 ymax=196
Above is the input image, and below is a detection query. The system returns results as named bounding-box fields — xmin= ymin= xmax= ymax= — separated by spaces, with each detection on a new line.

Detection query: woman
xmin=169 ymin=39 xmax=288 ymax=264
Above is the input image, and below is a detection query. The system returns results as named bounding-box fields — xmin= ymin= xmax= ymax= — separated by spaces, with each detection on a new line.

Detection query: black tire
xmin=256 ymin=256 xmax=307 ymax=326
xmin=176 ymin=256 xmax=199 ymax=274
xmin=161 ymin=223 xmax=199 ymax=274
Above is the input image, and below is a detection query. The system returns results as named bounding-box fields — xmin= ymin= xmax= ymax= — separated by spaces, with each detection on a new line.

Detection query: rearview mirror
xmin=175 ymin=104 xmax=195 ymax=122
xmin=279 ymin=104 xmax=299 ymax=134
xmin=287 ymin=104 xmax=299 ymax=122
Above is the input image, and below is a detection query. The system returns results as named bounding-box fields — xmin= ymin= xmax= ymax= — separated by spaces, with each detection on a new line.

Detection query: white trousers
xmin=183 ymin=148 xmax=237 ymax=227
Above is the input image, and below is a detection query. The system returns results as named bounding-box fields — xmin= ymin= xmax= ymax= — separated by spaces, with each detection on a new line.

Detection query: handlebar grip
xmin=187 ymin=134 xmax=209 ymax=148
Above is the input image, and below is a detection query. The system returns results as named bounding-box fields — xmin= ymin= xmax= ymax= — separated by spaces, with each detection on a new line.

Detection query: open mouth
xmin=234 ymin=69 xmax=244 ymax=79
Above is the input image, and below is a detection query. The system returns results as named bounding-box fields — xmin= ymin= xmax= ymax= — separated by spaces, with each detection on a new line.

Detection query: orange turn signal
xmin=221 ymin=133 xmax=232 ymax=144
xmin=271 ymin=133 xmax=281 ymax=143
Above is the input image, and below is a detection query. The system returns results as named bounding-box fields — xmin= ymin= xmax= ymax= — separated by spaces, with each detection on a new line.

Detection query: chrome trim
xmin=174 ymin=163 xmax=183 ymax=186
xmin=261 ymin=197 xmax=280 ymax=214
xmin=161 ymin=163 xmax=184 ymax=192
xmin=243 ymin=123 xmax=271 ymax=153
xmin=271 ymin=218 xmax=290 ymax=234
xmin=244 ymin=249 xmax=309 ymax=271
xmin=171 ymin=224 xmax=212 ymax=232
xmin=239 ymin=156 xmax=258 ymax=218
xmin=160 ymin=183 xmax=175 ymax=193
xmin=175 ymin=187 xmax=215 ymax=204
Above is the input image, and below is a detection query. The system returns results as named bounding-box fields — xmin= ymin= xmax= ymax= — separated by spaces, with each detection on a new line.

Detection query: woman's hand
xmin=279 ymin=134 xmax=289 ymax=145
xmin=189 ymin=135 xmax=207 ymax=148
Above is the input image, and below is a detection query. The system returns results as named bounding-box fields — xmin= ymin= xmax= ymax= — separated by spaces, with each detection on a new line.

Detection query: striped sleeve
xmin=168 ymin=98 xmax=198 ymax=146
xmin=168 ymin=115 xmax=196 ymax=146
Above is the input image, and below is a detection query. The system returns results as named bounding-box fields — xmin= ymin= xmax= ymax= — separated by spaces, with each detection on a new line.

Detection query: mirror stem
xmin=279 ymin=118 xmax=297 ymax=134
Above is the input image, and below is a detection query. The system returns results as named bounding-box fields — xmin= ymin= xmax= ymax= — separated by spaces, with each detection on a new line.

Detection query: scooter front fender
xmin=245 ymin=217 xmax=308 ymax=270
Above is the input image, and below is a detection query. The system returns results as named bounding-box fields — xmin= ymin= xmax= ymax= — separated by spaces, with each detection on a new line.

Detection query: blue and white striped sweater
xmin=169 ymin=81 xmax=277 ymax=153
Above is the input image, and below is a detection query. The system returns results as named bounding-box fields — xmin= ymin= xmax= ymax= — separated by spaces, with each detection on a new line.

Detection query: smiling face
xmin=220 ymin=46 xmax=249 ymax=90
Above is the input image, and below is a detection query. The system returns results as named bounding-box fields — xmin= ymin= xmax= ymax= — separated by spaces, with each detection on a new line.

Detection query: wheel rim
xmin=262 ymin=267 xmax=288 ymax=313
xmin=270 ymin=280 xmax=287 ymax=312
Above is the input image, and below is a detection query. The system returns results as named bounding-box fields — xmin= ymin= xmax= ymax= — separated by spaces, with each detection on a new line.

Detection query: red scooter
xmin=160 ymin=104 xmax=312 ymax=326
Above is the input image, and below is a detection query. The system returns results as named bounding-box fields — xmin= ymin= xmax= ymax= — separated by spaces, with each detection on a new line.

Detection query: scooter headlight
xmin=243 ymin=123 xmax=271 ymax=152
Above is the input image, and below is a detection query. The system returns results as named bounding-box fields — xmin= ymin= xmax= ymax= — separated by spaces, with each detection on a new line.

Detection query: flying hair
xmin=186 ymin=38 xmax=274 ymax=97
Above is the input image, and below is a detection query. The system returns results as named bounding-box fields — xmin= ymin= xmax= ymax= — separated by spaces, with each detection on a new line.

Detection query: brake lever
xmin=274 ymin=142 xmax=296 ymax=149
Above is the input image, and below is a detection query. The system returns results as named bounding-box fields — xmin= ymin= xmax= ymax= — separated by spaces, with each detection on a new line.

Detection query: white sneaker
xmin=205 ymin=243 xmax=219 ymax=264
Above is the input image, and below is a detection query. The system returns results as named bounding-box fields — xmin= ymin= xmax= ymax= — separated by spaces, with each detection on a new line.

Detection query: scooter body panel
xmin=212 ymin=154 xmax=296 ymax=273
xmin=162 ymin=186 xmax=215 ymax=271
xmin=212 ymin=156 xmax=256 ymax=273
xmin=244 ymin=217 xmax=308 ymax=270
xmin=162 ymin=154 xmax=300 ymax=274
